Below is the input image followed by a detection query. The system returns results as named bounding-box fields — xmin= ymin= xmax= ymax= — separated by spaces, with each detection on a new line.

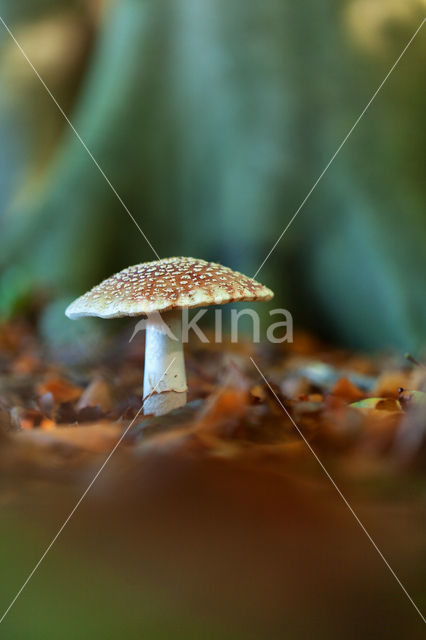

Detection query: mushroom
xmin=65 ymin=257 xmax=273 ymax=416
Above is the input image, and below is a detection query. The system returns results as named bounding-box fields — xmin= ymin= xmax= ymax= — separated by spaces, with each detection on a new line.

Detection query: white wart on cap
xmin=65 ymin=257 xmax=274 ymax=417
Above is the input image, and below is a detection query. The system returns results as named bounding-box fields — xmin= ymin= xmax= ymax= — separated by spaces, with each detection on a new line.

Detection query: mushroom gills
xmin=142 ymin=310 xmax=187 ymax=416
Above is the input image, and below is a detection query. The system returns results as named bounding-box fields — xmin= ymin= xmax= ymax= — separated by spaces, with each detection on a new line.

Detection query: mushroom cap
xmin=65 ymin=257 xmax=274 ymax=319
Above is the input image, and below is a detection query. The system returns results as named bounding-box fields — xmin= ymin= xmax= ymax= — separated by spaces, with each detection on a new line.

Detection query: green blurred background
xmin=0 ymin=0 xmax=425 ymax=349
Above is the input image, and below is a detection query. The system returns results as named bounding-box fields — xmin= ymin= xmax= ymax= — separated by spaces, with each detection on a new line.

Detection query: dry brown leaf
xmin=331 ymin=377 xmax=364 ymax=402
xmin=77 ymin=378 xmax=113 ymax=412
xmin=15 ymin=423 xmax=122 ymax=453
xmin=38 ymin=377 xmax=83 ymax=403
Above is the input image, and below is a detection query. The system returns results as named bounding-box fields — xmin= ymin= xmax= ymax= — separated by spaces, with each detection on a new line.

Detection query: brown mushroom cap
xmin=65 ymin=257 xmax=274 ymax=319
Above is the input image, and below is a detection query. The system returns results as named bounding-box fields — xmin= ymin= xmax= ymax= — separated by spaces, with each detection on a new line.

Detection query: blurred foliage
xmin=0 ymin=0 xmax=425 ymax=351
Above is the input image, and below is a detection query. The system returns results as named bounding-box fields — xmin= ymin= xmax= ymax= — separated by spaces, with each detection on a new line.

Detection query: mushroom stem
xmin=143 ymin=309 xmax=187 ymax=416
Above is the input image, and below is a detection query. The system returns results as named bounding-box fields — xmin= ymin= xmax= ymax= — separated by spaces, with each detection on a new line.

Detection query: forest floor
xmin=1 ymin=319 xmax=425 ymax=471
xmin=1 ymin=319 xmax=425 ymax=638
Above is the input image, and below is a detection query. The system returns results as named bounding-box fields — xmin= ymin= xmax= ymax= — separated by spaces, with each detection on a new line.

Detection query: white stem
xmin=143 ymin=310 xmax=187 ymax=416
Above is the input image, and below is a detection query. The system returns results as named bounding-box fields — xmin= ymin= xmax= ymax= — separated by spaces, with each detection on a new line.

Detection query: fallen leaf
xmin=332 ymin=377 xmax=364 ymax=402
xmin=15 ymin=423 xmax=122 ymax=453
xmin=350 ymin=397 xmax=402 ymax=411
xmin=77 ymin=378 xmax=113 ymax=412
xmin=38 ymin=377 xmax=83 ymax=403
